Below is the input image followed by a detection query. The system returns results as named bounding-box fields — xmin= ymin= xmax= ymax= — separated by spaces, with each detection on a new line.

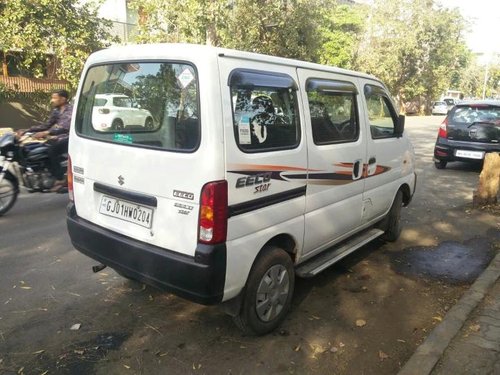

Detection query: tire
xmin=112 ymin=119 xmax=124 ymax=130
xmin=0 ymin=173 xmax=19 ymax=217
xmin=434 ymin=160 xmax=447 ymax=169
xmin=381 ymin=190 xmax=403 ymax=242
xmin=233 ymin=246 xmax=295 ymax=336
xmin=145 ymin=117 xmax=154 ymax=129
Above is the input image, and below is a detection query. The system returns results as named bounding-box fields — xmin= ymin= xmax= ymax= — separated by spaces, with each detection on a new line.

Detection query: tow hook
xmin=92 ymin=264 xmax=107 ymax=273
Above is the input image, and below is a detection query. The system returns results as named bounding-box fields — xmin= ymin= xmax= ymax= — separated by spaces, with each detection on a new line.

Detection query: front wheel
xmin=380 ymin=190 xmax=404 ymax=242
xmin=0 ymin=174 xmax=19 ymax=216
xmin=233 ymin=246 xmax=295 ymax=336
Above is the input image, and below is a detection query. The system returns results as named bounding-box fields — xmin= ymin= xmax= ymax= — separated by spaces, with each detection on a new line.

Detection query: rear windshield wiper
xmin=467 ymin=121 xmax=497 ymax=128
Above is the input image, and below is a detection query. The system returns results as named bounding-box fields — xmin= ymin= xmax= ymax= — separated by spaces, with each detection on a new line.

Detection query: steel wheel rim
xmin=255 ymin=264 xmax=290 ymax=322
xmin=0 ymin=180 xmax=15 ymax=211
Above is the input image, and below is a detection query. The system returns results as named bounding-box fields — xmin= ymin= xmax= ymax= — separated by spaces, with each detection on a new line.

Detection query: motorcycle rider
xmin=22 ymin=89 xmax=73 ymax=191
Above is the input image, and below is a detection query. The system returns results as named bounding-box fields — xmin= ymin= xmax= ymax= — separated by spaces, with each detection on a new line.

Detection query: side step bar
xmin=296 ymin=228 xmax=384 ymax=278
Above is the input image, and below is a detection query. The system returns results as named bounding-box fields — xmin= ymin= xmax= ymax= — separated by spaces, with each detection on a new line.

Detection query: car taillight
xmin=438 ymin=117 xmax=448 ymax=138
xmin=68 ymin=155 xmax=74 ymax=201
xmin=198 ymin=180 xmax=228 ymax=244
xmin=98 ymin=108 xmax=110 ymax=114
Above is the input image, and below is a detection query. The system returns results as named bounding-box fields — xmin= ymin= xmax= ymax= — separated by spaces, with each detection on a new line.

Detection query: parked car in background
xmin=434 ymin=100 xmax=500 ymax=169
xmin=443 ymin=97 xmax=459 ymax=112
xmin=431 ymin=101 xmax=448 ymax=115
xmin=92 ymin=94 xmax=155 ymax=131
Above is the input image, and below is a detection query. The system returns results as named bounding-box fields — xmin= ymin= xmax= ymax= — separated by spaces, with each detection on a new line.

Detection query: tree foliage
xmin=356 ymin=0 xmax=470 ymax=111
xmin=0 ymin=0 xmax=115 ymax=89
xmin=0 ymin=0 xmax=479 ymax=110
xmin=129 ymin=0 xmax=319 ymax=60
xmin=317 ymin=2 xmax=365 ymax=69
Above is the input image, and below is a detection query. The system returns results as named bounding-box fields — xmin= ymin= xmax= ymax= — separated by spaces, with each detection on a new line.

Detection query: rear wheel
xmin=233 ymin=246 xmax=294 ymax=336
xmin=145 ymin=117 xmax=154 ymax=129
xmin=112 ymin=119 xmax=124 ymax=130
xmin=434 ymin=160 xmax=447 ymax=169
xmin=381 ymin=190 xmax=403 ymax=242
xmin=0 ymin=175 xmax=19 ymax=216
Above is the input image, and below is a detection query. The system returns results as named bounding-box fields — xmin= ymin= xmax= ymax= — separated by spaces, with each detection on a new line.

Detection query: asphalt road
xmin=0 ymin=116 xmax=498 ymax=375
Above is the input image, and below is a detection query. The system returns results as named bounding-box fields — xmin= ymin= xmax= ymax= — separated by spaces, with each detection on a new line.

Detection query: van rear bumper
xmin=66 ymin=203 xmax=226 ymax=305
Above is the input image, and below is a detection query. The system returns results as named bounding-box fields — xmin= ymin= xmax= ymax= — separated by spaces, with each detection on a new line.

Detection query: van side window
xmin=229 ymin=69 xmax=300 ymax=152
xmin=306 ymin=79 xmax=359 ymax=144
xmin=364 ymin=85 xmax=398 ymax=139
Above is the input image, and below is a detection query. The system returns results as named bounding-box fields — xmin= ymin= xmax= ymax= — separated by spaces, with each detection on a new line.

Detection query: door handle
xmin=352 ymin=159 xmax=362 ymax=180
xmin=367 ymin=156 xmax=377 ymax=176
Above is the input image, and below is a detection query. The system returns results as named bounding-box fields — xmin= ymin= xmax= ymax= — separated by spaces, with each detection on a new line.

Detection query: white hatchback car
xmin=92 ymin=94 xmax=155 ymax=130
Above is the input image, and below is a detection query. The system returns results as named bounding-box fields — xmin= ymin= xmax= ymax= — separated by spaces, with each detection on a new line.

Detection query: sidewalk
xmin=399 ymin=249 xmax=500 ymax=375
xmin=432 ymin=278 xmax=500 ymax=374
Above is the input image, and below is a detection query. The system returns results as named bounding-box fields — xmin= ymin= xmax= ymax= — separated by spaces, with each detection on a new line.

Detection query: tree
xmin=129 ymin=0 xmax=319 ymax=61
xmin=0 ymin=0 xmax=115 ymax=89
xmin=356 ymin=0 xmax=470 ymax=112
xmin=222 ymin=0 xmax=319 ymax=61
xmin=129 ymin=0 xmax=230 ymax=45
xmin=317 ymin=2 xmax=365 ymax=69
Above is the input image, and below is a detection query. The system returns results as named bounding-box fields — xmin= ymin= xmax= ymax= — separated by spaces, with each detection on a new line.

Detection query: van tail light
xmin=67 ymin=155 xmax=74 ymax=201
xmin=438 ymin=117 xmax=448 ymax=138
xmin=198 ymin=180 xmax=228 ymax=245
xmin=98 ymin=108 xmax=110 ymax=114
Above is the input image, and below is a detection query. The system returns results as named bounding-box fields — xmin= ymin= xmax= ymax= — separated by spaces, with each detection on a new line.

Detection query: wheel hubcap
xmin=255 ymin=264 xmax=290 ymax=322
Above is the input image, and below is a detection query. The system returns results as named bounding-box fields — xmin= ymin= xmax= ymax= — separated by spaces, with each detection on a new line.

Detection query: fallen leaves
xmin=469 ymin=324 xmax=480 ymax=332
xmin=432 ymin=316 xmax=443 ymax=322
xmin=70 ymin=323 xmax=81 ymax=331
xmin=379 ymin=350 xmax=389 ymax=360
xmin=32 ymin=350 xmax=45 ymax=355
xmin=355 ymin=319 xmax=367 ymax=327
xmin=293 ymin=344 xmax=301 ymax=352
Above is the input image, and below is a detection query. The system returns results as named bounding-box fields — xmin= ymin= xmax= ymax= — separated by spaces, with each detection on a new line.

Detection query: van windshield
xmin=75 ymin=62 xmax=200 ymax=151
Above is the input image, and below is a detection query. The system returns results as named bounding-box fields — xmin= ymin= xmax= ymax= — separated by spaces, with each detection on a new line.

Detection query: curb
xmin=398 ymin=249 xmax=500 ymax=375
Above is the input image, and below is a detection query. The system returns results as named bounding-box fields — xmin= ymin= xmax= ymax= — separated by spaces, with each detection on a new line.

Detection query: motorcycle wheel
xmin=0 ymin=175 xmax=19 ymax=216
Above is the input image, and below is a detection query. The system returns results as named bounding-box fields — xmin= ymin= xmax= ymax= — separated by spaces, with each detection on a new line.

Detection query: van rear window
xmin=75 ymin=62 xmax=200 ymax=152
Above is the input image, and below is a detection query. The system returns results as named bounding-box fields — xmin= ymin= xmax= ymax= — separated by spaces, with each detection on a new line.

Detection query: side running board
xmin=296 ymin=228 xmax=384 ymax=278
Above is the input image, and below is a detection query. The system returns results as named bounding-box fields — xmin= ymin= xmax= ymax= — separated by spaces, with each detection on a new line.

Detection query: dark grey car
xmin=433 ymin=101 xmax=500 ymax=169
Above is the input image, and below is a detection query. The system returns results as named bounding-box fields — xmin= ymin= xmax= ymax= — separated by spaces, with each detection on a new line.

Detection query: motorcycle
xmin=0 ymin=130 xmax=68 ymax=216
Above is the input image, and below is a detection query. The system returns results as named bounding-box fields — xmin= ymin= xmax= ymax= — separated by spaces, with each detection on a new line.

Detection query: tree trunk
xmin=473 ymin=152 xmax=500 ymax=207
xmin=1 ymin=51 xmax=8 ymax=77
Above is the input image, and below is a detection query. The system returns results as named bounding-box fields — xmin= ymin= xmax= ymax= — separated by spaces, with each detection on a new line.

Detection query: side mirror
xmin=395 ymin=114 xmax=405 ymax=137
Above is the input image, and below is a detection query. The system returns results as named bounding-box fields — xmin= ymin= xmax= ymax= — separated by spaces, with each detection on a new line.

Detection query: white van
xmin=67 ymin=44 xmax=416 ymax=335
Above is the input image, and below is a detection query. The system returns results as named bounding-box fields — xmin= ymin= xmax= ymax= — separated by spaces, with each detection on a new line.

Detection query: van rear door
xmin=71 ymin=58 xmax=222 ymax=257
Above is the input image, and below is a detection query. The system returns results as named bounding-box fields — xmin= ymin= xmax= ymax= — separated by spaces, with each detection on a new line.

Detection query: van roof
xmin=87 ymin=43 xmax=381 ymax=84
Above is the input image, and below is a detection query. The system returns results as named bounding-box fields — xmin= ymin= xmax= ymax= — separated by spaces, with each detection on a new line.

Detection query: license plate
xmin=455 ymin=150 xmax=484 ymax=160
xmin=99 ymin=195 xmax=154 ymax=228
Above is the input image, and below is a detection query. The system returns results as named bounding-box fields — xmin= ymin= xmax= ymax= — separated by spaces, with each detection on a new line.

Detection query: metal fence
xmin=0 ymin=76 xmax=68 ymax=93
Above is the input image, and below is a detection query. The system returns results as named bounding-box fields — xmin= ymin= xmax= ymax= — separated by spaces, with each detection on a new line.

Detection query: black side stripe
xmin=94 ymin=182 xmax=158 ymax=208
xmin=228 ymin=186 xmax=306 ymax=217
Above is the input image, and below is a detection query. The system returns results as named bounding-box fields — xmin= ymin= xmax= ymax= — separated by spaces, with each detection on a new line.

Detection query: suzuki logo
xmin=469 ymin=127 xmax=478 ymax=138
xmin=118 ymin=175 xmax=124 ymax=185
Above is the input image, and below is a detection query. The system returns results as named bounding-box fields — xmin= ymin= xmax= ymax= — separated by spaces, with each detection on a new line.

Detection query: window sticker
xmin=177 ymin=68 xmax=194 ymax=88
xmin=113 ymin=133 xmax=133 ymax=144
xmin=238 ymin=115 xmax=251 ymax=144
